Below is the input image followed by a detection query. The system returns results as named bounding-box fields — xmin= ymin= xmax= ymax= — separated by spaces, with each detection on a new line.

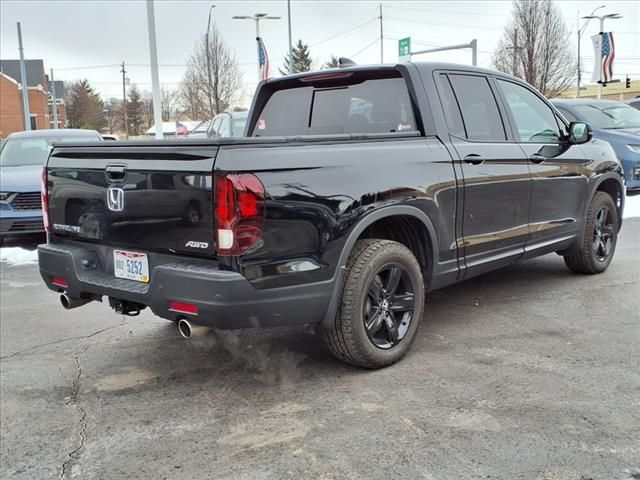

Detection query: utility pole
xmin=121 ymin=62 xmax=129 ymax=140
xmin=17 ymin=22 xmax=31 ymax=131
xmin=205 ymin=5 xmax=216 ymax=118
xmin=287 ymin=0 xmax=293 ymax=73
xmin=50 ymin=69 xmax=59 ymax=129
xmin=379 ymin=4 xmax=384 ymax=63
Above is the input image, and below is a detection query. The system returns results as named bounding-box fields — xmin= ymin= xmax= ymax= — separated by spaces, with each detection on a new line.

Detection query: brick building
xmin=0 ymin=59 xmax=66 ymax=138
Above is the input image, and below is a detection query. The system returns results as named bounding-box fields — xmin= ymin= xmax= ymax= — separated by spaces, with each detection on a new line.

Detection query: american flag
xmin=592 ymin=32 xmax=616 ymax=83
xmin=600 ymin=32 xmax=615 ymax=83
xmin=257 ymin=36 xmax=269 ymax=81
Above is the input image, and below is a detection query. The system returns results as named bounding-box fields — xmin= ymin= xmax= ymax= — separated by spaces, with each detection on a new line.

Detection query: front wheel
xmin=564 ymin=191 xmax=618 ymax=274
xmin=324 ymin=239 xmax=425 ymax=369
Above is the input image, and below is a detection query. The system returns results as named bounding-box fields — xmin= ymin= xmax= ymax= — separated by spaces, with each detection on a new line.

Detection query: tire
xmin=323 ymin=239 xmax=425 ymax=369
xmin=564 ymin=191 xmax=618 ymax=274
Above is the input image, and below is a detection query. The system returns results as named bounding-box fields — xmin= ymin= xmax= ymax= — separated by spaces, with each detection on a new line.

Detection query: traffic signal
xmin=626 ymin=76 xmax=632 ymax=89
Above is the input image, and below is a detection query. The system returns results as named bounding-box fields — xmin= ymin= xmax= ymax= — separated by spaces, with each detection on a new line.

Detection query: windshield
xmin=574 ymin=103 xmax=640 ymax=129
xmin=232 ymin=117 xmax=247 ymax=136
xmin=0 ymin=135 xmax=98 ymax=167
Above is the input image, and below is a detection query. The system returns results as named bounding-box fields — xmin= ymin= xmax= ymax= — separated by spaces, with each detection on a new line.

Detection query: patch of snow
xmin=0 ymin=247 xmax=38 ymax=266
xmin=624 ymin=194 xmax=640 ymax=219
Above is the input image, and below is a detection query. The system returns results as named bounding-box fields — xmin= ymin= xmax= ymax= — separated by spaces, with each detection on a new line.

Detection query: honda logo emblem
xmin=107 ymin=188 xmax=124 ymax=212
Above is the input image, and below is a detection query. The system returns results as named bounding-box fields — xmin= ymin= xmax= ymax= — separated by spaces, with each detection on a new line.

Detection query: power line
xmin=349 ymin=38 xmax=380 ymax=58
xmin=386 ymin=15 xmax=506 ymax=31
xmin=309 ymin=17 xmax=378 ymax=48
xmin=385 ymin=4 xmax=509 ymax=18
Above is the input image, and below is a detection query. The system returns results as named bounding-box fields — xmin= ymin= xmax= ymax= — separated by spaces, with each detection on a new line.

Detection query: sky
xmin=1 ymin=0 xmax=638 ymax=108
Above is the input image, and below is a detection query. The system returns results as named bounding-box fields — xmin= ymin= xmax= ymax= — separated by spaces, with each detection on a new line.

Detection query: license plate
xmin=113 ymin=250 xmax=149 ymax=283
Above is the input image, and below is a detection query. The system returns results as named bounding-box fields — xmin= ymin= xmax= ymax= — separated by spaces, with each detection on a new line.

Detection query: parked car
xmin=207 ymin=111 xmax=248 ymax=138
xmin=551 ymin=99 xmax=640 ymax=192
xmin=0 ymin=129 xmax=102 ymax=244
xmin=187 ymin=121 xmax=210 ymax=138
xmin=39 ymin=63 xmax=624 ymax=368
xmin=625 ymin=97 xmax=640 ymax=111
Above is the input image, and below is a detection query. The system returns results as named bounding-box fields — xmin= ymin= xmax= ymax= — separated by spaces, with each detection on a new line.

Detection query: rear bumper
xmin=37 ymin=242 xmax=333 ymax=329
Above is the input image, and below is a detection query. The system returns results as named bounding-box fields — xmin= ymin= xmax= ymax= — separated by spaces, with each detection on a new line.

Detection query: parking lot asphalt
xmin=1 ymin=219 xmax=639 ymax=480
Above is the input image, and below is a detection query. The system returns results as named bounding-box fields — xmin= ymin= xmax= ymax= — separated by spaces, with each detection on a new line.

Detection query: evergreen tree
xmin=127 ymin=84 xmax=144 ymax=135
xmin=279 ymin=40 xmax=313 ymax=75
xmin=322 ymin=55 xmax=340 ymax=70
xmin=65 ymin=79 xmax=107 ymax=131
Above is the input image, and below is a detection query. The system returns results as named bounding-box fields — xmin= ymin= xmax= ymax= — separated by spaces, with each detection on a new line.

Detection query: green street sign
xmin=398 ymin=37 xmax=411 ymax=62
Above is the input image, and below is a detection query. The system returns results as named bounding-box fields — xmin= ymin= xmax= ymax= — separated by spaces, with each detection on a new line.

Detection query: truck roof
xmin=264 ymin=61 xmax=522 ymax=85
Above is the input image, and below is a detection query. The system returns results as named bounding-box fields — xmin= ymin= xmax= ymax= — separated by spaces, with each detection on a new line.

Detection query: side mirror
xmin=568 ymin=122 xmax=592 ymax=144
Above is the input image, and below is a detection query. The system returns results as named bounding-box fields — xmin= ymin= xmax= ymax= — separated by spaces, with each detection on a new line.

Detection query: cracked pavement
xmin=1 ymin=219 xmax=639 ymax=479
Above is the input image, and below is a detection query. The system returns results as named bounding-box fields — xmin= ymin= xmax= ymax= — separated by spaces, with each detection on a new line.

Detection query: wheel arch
xmin=590 ymin=173 xmax=625 ymax=231
xmin=322 ymin=205 xmax=438 ymax=327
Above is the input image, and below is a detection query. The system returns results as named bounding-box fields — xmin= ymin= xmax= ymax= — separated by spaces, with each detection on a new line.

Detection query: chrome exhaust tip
xmin=177 ymin=318 xmax=209 ymax=338
xmin=60 ymin=294 xmax=91 ymax=310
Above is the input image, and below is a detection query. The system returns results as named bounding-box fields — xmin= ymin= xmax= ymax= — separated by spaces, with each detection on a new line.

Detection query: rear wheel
xmin=564 ymin=191 xmax=618 ymax=274
xmin=324 ymin=239 xmax=425 ymax=369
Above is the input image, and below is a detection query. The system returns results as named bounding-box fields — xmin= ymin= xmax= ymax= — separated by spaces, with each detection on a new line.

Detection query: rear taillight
xmin=214 ymin=173 xmax=265 ymax=256
xmin=41 ymin=168 xmax=51 ymax=233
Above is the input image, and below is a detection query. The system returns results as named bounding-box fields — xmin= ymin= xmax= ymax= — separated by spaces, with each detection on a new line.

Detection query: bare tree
xmin=492 ymin=0 xmax=575 ymax=98
xmin=140 ymin=92 xmax=154 ymax=131
xmin=161 ymin=87 xmax=181 ymax=121
xmin=181 ymin=26 xmax=243 ymax=120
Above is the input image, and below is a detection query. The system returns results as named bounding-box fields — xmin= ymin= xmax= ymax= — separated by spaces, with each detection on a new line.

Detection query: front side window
xmin=252 ymin=76 xmax=417 ymax=136
xmin=448 ymin=74 xmax=506 ymax=142
xmin=497 ymin=79 xmax=562 ymax=143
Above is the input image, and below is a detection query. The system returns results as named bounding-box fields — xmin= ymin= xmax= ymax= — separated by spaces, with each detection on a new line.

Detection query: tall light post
xmin=287 ymin=0 xmax=293 ymax=73
xmin=232 ymin=13 xmax=281 ymax=81
xmin=582 ymin=12 xmax=623 ymax=99
xmin=205 ymin=4 xmax=216 ymax=118
xmin=576 ymin=5 xmax=606 ymax=98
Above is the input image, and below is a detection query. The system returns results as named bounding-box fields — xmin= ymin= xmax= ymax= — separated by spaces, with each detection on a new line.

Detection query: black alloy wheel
xmin=592 ymin=205 xmax=615 ymax=262
xmin=364 ymin=263 xmax=416 ymax=349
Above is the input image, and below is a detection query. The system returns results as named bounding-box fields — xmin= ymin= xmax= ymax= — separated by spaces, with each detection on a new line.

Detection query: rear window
xmin=252 ymin=77 xmax=417 ymax=136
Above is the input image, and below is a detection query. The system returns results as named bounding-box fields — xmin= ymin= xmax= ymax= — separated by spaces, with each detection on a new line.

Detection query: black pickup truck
xmin=38 ymin=62 xmax=625 ymax=368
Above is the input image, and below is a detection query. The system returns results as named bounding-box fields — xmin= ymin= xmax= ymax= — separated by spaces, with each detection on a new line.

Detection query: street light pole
xmin=232 ymin=13 xmax=281 ymax=81
xmin=582 ymin=11 xmax=623 ymax=100
xmin=287 ymin=0 xmax=293 ymax=73
xmin=205 ymin=5 xmax=216 ymax=118
xmin=576 ymin=5 xmax=605 ymax=98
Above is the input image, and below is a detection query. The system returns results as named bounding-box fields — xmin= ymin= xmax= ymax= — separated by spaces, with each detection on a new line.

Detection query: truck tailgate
xmin=46 ymin=144 xmax=218 ymax=257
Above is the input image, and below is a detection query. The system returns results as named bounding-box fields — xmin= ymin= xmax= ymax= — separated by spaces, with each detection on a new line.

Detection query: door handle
xmin=105 ymin=164 xmax=127 ymax=182
xmin=529 ymin=153 xmax=546 ymax=164
xmin=463 ymin=154 xmax=486 ymax=165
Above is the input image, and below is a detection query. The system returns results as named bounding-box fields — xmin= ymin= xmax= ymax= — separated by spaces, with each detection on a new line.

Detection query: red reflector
xmin=170 ymin=301 xmax=198 ymax=315
xmin=52 ymin=277 xmax=68 ymax=288
xmin=41 ymin=168 xmax=51 ymax=233
xmin=300 ymin=72 xmax=353 ymax=82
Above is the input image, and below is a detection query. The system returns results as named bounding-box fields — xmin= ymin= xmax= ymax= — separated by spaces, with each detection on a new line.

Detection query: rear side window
xmin=252 ymin=77 xmax=417 ymax=136
xmin=448 ymin=74 xmax=506 ymax=142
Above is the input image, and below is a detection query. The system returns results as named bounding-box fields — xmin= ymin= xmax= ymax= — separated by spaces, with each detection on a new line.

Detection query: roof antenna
xmin=338 ymin=57 xmax=357 ymax=68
